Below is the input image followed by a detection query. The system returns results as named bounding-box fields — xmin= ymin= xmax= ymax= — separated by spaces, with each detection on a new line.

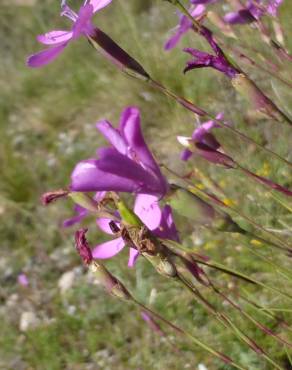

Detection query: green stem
xmin=132 ymin=299 xmax=245 ymax=369
xmin=177 ymin=274 xmax=283 ymax=368
xmin=162 ymin=164 xmax=291 ymax=251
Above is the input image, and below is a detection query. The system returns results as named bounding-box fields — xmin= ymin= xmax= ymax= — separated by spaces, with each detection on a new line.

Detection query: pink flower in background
xmin=18 ymin=273 xmax=29 ymax=287
xmin=27 ymin=0 xmax=112 ymax=67
xmin=92 ymin=194 xmax=179 ymax=267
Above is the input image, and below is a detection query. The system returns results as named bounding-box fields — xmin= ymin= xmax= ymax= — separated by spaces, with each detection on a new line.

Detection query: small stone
xmin=58 ymin=270 xmax=76 ymax=294
xmin=19 ymin=311 xmax=40 ymax=332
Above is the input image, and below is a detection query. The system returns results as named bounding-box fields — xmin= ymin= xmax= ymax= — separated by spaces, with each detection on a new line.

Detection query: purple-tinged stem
xmin=176 ymin=273 xmax=283 ymax=368
xmin=132 ymin=299 xmax=244 ymax=369
xmin=162 ymin=164 xmax=291 ymax=252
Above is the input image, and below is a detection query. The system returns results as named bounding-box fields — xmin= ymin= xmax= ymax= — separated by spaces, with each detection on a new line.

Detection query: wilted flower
xmin=71 ymin=107 xmax=168 ymax=198
xmin=75 ymin=228 xmax=93 ymax=265
xmin=92 ymin=194 xmax=179 ymax=267
xmin=184 ymin=27 xmax=240 ymax=78
xmin=27 ymin=0 xmax=112 ymax=67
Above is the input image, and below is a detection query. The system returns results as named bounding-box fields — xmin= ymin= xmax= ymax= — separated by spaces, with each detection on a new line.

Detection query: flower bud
xmin=89 ymin=262 xmax=132 ymax=300
xmin=88 ymin=28 xmax=150 ymax=81
xmin=143 ymin=252 xmax=177 ymax=278
xmin=231 ymin=73 xmax=284 ymax=121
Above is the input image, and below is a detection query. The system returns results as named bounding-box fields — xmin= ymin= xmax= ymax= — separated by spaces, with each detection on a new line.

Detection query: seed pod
xmin=90 ymin=262 xmax=132 ymax=300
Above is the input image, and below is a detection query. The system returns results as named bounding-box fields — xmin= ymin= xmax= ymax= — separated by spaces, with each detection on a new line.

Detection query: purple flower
xmin=184 ymin=27 xmax=240 ymax=78
xmin=267 ymin=0 xmax=283 ymax=16
xmin=224 ymin=0 xmax=283 ymax=25
xmin=180 ymin=113 xmax=223 ymax=161
xmin=70 ymin=107 xmax=168 ymax=198
xmin=164 ymin=4 xmax=206 ymax=50
xmin=18 ymin=273 xmax=29 ymax=287
xmin=27 ymin=0 xmax=112 ymax=67
xmin=190 ymin=0 xmax=219 ymax=3
xmin=92 ymin=194 xmax=179 ymax=267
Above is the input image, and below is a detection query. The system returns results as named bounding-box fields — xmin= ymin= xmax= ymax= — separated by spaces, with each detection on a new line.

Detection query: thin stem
xmin=131 ymin=299 xmax=245 ymax=369
xmin=206 ymin=279 xmax=292 ymax=349
xmin=162 ymin=164 xmax=291 ymax=251
xmin=176 ymin=274 xmax=283 ymax=368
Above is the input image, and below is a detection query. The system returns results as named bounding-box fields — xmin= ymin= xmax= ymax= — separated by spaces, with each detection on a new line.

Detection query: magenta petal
xmin=89 ymin=0 xmax=112 ymax=12
xmin=96 ymin=218 xmax=116 ymax=234
xmin=92 ymin=237 xmax=125 ymax=259
xmin=128 ymin=248 xmax=139 ymax=267
xmin=97 ymin=148 xmax=159 ymax=191
xmin=164 ymin=31 xmax=184 ymax=51
xmin=224 ymin=10 xmax=255 ymax=24
xmin=73 ymin=4 xmax=94 ymax=38
xmin=27 ymin=43 xmax=68 ymax=67
xmin=70 ymin=159 xmax=140 ymax=193
xmin=134 ymin=194 xmax=162 ymax=230
xmin=181 ymin=148 xmax=193 ymax=161
xmin=119 ymin=107 xmax=160 ymax=174
xmin=37 ymin=30 xmax=73 ymax=45
xmin=153 ymin=205 xmax=179 ymax=242
xmin=96 ymin=120 xmax=128 ymax=155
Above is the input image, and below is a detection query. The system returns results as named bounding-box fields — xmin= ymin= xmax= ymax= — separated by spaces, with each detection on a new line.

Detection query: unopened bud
xmin=143 ymin=252 xmax=177 ymax=278
xmin=231 ymin=73 xmax=283 ymax=121
xmin=88 ymin=28 xmax=150 ymax=81
xmin=89 ymin=262 xmax=132 ymax=300
xmin=41 ymin=189 xmax=69 ymax=205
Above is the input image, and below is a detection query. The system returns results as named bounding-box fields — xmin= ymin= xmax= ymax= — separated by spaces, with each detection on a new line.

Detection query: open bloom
xmin=92 ymin=194 xmax=179 ymax=267
xmin=27 ymin=0 xmax=112 ymax=67
xmin=71 ymin=107 xmax=168 ymax=198
xmin=224 ymin=0 xmax=283 ymax=25
xmin=179 ymin=113 xmax=223 ymax=161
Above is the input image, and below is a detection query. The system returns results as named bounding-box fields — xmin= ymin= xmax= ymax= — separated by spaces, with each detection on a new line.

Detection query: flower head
xmin=27 ymin=0 xmax=112 ymax=67
xmin=70 ymin=107 xmax=168 ymax=198
xmin=92 ymin=194 xmax=179 ymax=267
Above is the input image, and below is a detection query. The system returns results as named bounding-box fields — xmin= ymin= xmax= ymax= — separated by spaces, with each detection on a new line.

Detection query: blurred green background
xmin=0 ymin=0 xmax=291 ymax=369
